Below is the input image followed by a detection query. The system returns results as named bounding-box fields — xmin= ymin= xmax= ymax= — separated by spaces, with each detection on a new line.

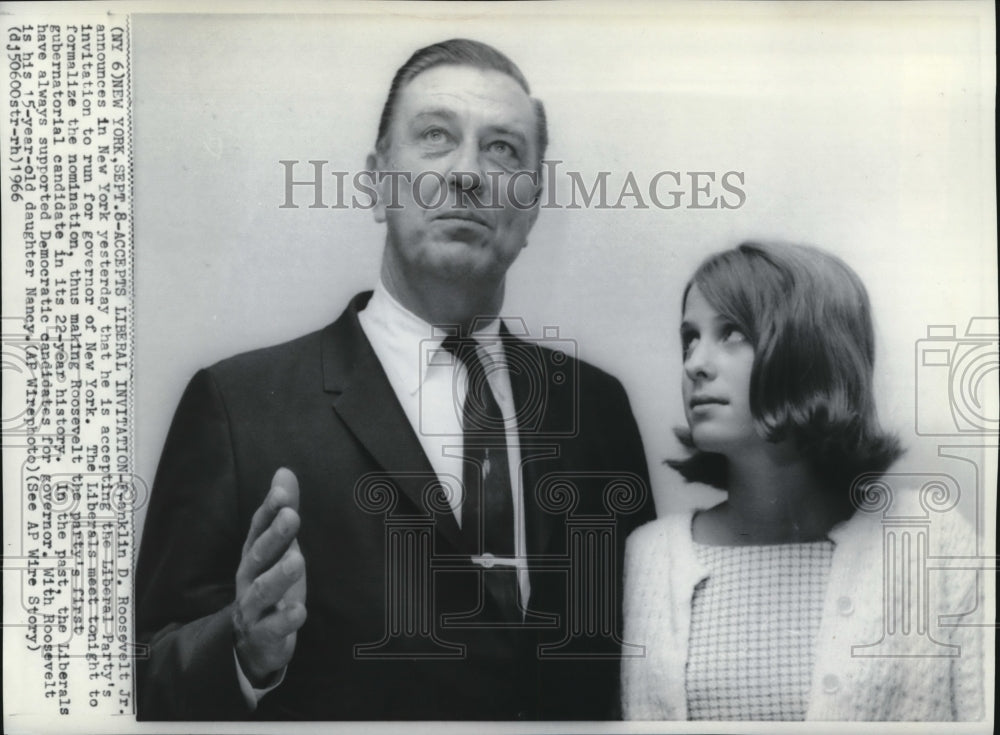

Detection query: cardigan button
xmin=822 ymin=674 xmax=840 ymax=693
xmin=837 ymin=596 xmax=854 ymax=615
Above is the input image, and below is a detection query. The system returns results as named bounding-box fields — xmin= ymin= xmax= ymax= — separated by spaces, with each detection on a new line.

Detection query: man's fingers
xmin=233 ymin=600 xmax=306 ymax=686
xmin=238 ymin=506 xmax=300 ymax=585
xmin=241 ymin=485 xmax=286 ymax=557
xmin=271 ymin=467 xmax=300 ymax=512
xmin=241 ymin=468 xmax=300 ymax=557
xmin=285 ymin=539 xmax=307 ymax=606
xmin=250 ymin=601 xmax=308 ymax=645
xmin=239 ymin=546 xmax=306 ymax=622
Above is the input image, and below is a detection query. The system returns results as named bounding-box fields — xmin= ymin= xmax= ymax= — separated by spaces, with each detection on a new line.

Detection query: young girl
xmin=622 ymin=242 xmax=983 ymax=721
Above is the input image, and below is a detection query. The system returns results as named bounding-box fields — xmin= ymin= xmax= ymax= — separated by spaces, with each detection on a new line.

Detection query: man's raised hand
xmin=233 ymin=467 xmax=307 ymax=687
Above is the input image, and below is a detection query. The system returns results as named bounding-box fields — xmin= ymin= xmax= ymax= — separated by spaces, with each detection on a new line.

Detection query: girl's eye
xmin=681 ymin=330 xmax=698 ymax=358
xmin=721 ymin=324 xmax=747 ymax=344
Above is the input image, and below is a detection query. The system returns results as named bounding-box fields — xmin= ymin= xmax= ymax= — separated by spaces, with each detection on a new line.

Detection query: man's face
xmin=372 ymin=64 xmax=541 ymax=291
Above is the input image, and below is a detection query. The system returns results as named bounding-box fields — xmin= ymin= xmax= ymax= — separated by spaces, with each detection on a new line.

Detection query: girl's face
xmin=681 ymin=285 xmax=759 ymax=456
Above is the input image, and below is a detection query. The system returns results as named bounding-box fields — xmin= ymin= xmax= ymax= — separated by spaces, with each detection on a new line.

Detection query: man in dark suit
xmin=136 ymin=38 xmax=655 ymax=721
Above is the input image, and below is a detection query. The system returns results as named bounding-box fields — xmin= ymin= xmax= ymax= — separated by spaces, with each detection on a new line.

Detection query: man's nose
xmin=447 ymin=141 xmax=484 ymax=193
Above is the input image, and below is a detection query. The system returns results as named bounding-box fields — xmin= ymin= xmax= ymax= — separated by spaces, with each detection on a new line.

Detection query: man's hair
xmin=375 ymin=38 xmax=549 ymax=169
xmin=667 ymin=241 xmax=903 ymax=499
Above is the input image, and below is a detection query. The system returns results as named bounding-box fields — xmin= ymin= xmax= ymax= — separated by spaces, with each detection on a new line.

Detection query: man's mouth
xmin=433 ymin=210 xmax=490 ymax=228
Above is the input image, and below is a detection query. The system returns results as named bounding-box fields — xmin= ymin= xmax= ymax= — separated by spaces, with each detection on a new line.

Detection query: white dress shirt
xmin=358 ymin=280 xmax=530 ymax=604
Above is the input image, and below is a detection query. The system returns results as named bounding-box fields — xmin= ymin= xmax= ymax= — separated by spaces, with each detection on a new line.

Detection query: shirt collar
xmin=361 ymin=279 xmax=503 ymax=396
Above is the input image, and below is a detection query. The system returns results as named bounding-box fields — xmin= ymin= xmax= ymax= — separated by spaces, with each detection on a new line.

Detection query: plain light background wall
xmin=133 ymin=3 xmax=996 ymax=547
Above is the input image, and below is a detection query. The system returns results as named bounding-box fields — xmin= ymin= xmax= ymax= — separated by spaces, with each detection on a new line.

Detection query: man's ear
xmin=366 ymin=152 xmax=386 ymax=223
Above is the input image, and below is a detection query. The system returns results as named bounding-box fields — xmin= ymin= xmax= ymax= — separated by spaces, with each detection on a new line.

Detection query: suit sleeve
xmin=135 ymin=369 xmax=251 ymax=720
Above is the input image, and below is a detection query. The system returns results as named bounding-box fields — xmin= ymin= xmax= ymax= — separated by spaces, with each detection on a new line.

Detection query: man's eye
xmin=487 ymin=140 xmax=518 ymax=159
xmin=423 ymin=128 xmax=450 ymax=145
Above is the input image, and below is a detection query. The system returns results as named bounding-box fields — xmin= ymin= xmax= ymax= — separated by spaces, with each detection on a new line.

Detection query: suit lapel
xmin=319 ymin=304 xmax=568 ymax=563
xmin=321 ymin=293 xmax=465 ymax=552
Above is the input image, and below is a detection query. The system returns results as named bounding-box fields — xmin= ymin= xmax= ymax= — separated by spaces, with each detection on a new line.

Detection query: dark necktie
xmin=441 ymin=335 xmax=520 ymax=623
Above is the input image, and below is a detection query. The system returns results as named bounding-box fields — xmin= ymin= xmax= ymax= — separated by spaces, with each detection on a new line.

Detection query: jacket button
xmin=837 ymin=596 xmax=854 ymax=615
xmin=823 ymin=674 xmax=840 ymax=693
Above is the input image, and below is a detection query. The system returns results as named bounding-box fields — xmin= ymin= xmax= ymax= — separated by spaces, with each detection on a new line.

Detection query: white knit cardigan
xmin=621 ymin=491 xmax=986 ymax=721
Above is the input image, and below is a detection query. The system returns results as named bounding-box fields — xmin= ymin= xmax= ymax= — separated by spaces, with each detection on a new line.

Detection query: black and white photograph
xmin=1 ymin=1 xmax=995 ymax=732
